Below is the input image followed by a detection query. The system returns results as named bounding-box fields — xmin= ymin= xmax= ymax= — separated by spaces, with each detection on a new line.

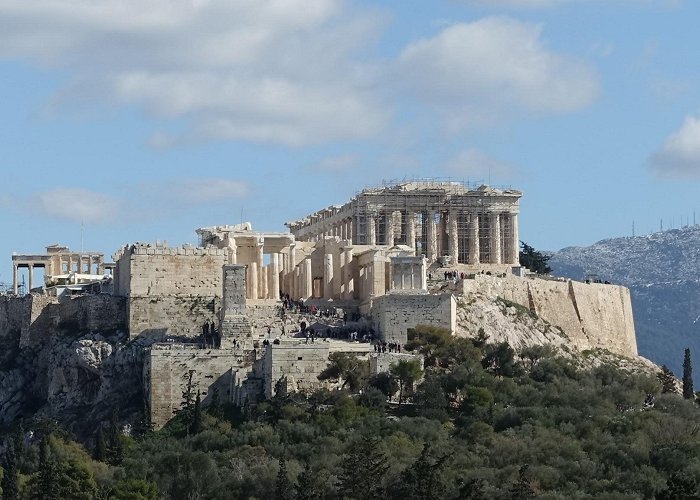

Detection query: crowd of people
xmin=373 ymin=341 xmax=403 ymax=354
xmin=200 ymin=320 xmax=220 ymax=348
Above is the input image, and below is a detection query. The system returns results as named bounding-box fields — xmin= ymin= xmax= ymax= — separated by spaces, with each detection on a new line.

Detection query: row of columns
xmin=11 ymin=263 xmax=37 ymax=294
xmin=301 ymin=217 xmax=353 ymax=243
xmin=359 ymin=210 xmax=518 ymax=265
xmin=231 ymin=238 xmax=283 ymax=301
xmin=282 ymin=245 xmax=357 ymax=302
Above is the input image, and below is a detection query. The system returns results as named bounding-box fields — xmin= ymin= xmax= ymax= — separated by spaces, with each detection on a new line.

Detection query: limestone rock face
xmin=455 ymin=295 xmax=567 ymax=350
xmin=0 ymin=321 xmax=146 ymax=438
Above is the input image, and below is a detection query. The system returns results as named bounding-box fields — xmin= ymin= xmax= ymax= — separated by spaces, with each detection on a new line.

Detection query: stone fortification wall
xmin=462 ymin=275 xmax=637 ymax=356
xmin=114 ymin=245 xmax=227 ymax=339
xmin=3 ymin=294 xmax=127 ymax=347
xmin=263 ymin=342 xmax=330 ymax=398
xmin=0 ymin=295 xmax=32 ymax=340
xmin=145 ymin=344 xmax=258 ymax=429
xmin=372 ymin=293 xmax=456 ymax=344
xmin=128 ymin=296 xmax=221 ymax=339
xmin=119 ymin=245 xmax=227 ymax=297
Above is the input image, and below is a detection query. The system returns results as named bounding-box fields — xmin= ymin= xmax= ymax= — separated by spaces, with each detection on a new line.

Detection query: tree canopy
xmin=519 ymin=241 xmax=552 ymax=274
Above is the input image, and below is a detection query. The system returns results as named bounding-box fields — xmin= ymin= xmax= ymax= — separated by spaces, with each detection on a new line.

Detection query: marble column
xmin=427 ymin=210 xmax=437 ymax=260
xmin=261 ymin=266 xmax=268 ymax=300
xmin=248 ymin=262 xmax=258 ymax=300
xmin=304 ymin=258 xmax=313 ymax=299
xmin=406 ymin=211 xmax=416 ymax=250
xmin=368 ymin=216 xmax=377 ymax=245
xmin=28 ymin=264 xmax=33 ymax=291
xmin=271 ymin=253 xmax=280 ymax=299
xmin=12 ymin=263 xmax=18 ymax=294
xmin=323 ymin=253 xmax=333 ymax=299
xmin=448 ymin=209 xmax=459 ymax=264
xmin=511 ymin=213 xmax=520 ymax=265
xmin=468 ymin=214 xmax=480 ymax=264
xmin=289 ymin=244 xmax=296 ymax=271
xmin=385 ymin=212 xmax=395 ymax=247
xmin=256 ymin=241 xmax=264 ymax=298
xmin=294 ymin=266 xmax=301 ymax=300
xmin=343 ymin=247 xmax=354 ymax=300
xmin=490 ymin=213 xmax=501 ymax=264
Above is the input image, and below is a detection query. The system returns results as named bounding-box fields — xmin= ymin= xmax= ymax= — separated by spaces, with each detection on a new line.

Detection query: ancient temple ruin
xmin=285 ymin=181 xmax=521 ymax=267
xmin=11 ymin=244 xmax=111 ymax=295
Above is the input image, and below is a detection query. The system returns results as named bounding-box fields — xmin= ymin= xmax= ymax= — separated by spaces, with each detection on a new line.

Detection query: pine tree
xmin=392 ymin=445 xmax=450 ymax=499
xmin=683 ymin=348 xmax=694 ymax=399
xmin=339 ymin=437 xmax=389 ymax=499
xmin=1 ymin=443 xmax=19 ymax=500
xmin=519 ymin=242 xmax=552 ymax=275
xmin=458 ymin=477 xmax=486 ymax=500
xmin=508 ymin=465 xmax=536 ymax=500
xmin=658 ymin=365 xmax=678 ymax=394
xmin=296 ymin=464 xmax=325 ymax=500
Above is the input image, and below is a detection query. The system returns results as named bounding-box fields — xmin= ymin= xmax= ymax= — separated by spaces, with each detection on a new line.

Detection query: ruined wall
xmin=369 ymin=352 xmax=424 ymax=375
xmin=462 ymin=275 xmax=637 ymax=356
xmin=128 ymin=296 xmax=221 ymax=339
xmin=263 ymin=343 xmax=331 ymax=399
xmin=8 ymin=294 xmax=127 ymax=348
xmin=145 ymin=344 xmax=258 ymax=429
xmin=0 ymin=295 xmax=32 ymax=340
xmin=372 ymin=293 xmax=456 ymax=344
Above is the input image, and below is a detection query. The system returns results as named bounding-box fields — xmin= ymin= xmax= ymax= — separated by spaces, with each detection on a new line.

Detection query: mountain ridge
xmin=550 ymin=225 xmax=700 ymax=379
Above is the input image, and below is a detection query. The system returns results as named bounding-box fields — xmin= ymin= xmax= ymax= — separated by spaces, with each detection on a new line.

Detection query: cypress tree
xmin=683 ymin=348 xmax=694 ymax=399
xmin=107 ymin=409 xmax=124 ymax=465
xmin=274 ymin=458 xmax=294 ymax=500
xmin=34 ymin=436 xmax=59 ymax=500
xmin=191 ymin=391 xmax=202 ymax=435
xmin=94 ymin=427 xmax=107 ymax=462
xmin=1 ymin=443 xmax=19 ymax=500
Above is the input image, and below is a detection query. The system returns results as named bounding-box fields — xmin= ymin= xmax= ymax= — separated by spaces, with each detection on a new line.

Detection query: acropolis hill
xmin=0 ymin=181 xmax=641 ymax=430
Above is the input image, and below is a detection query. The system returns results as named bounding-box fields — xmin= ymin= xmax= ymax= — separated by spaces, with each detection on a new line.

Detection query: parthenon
xmin=286 ymin=181 xmax=521 ymax=267
xmin=189 ymin=181 xmax=521 ymax=313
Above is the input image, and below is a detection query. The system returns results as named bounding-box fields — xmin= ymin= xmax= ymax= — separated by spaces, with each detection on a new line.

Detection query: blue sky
xmin=1 ymin=0 xmax=700 ymax=287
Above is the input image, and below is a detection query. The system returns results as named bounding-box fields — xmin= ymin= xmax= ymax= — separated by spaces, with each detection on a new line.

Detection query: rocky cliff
xmin=0 ymin=295 xmax=145 ymax=437
xmin=550 ymin=225 xmax=700 ymax=378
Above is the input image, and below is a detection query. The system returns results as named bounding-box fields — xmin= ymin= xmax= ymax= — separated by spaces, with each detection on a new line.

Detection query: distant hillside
xmin=550 ymin=226 xmax=700 ymax=379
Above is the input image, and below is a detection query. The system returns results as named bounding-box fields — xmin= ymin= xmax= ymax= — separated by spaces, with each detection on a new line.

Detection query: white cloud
xmin=443 ymin=148 xmax=516 ymax=180
xmin=396 ymin=17 xmax=600 ymax=128
xmin=650 ymin=113 xmax=700 ymax=178
xmin=33 ymin=188 xmax=120 ymax=224
xmin=0 ymin=0 xmax=388 ymax=146
xmin=307 ymin=154 xmax=359 ymax=172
